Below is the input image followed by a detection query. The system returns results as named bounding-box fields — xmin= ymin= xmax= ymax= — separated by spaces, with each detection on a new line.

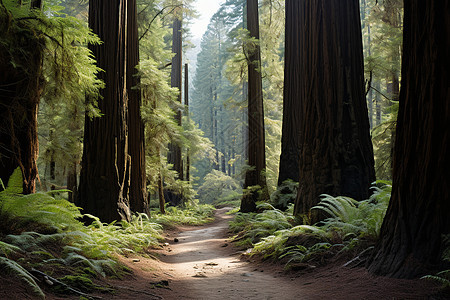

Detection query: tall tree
xmin=293 ymin=0 xmax=375 ymax=223
xmin=241 ymin=0 xmax=267 ymax=213
xmin=127 ymin=0 xmax=149 ymax=215
xmin=165 ymin=4 xmax=184 ymax=205
xmin=277 ymin=0 xmax=302 ymax=186
xmin=0 ymin=7 xmax=42 ymax=194
xmin=78 ymin=0 xmax=134 ymax=222
xmin=168 ymin=5 xmax=183 ymax=180
xmin=184 ymin=63 xmax=190 ymax=182
xmin=367 ymin=0 xmax=450 ymax=278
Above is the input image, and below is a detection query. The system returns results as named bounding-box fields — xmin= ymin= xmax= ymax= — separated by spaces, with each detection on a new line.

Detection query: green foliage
xmin=197 ymin=170 xmax=242 ymax=205
xmin=371 ymin=101 xmax=399 ymax=180
xmin=313 ymin=182 xmax=391 ymax=239
xmin=0 ymin=256 xmax=45 ymax=299
xmin=0 ymin=1 xmax=103 ymax=189
xmin=231 ymin=183 xmax=391 ymax=269
xmin=229 ymin=203 xmax=293 ymax=248
xmin=0 ymin=169 xmax=83 ymax=231
xmin=149 ymin=204 xmax=215 ymax=229
xmin=270 ymin=179 xmax=298 ymax=210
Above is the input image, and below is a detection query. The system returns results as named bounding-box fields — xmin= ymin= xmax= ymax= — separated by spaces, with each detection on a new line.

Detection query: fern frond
xmin=0 ymin=256 xmax=45 ymax=299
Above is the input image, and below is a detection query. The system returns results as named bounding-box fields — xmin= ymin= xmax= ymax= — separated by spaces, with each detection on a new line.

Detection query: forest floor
xmin=3 ymin=208 xmax=444 ymax=300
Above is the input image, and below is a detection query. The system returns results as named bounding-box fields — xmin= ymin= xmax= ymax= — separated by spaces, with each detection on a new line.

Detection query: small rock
xmin=132 ymin=259 xmax=140 ymax=263
xmin=193 ymin=272 xmax=207 ymax=278
xmin=221 ymin=243 xmax=228 ymax=247
xmin=205 ymin=262 xmax=218 ymax=266
xmin=164 ymin=242 xmax=169 ymax=246
xmin=174 ymin=238 xmax=179 ymax=242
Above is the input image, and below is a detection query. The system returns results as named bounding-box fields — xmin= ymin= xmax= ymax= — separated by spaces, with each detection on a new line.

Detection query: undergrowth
xmin=230 ymin=182 xmax=392 ymax=270
xmin=149 ymin=204 xmax=215 ymax=229
xmin=0 ymin=169 xmax=216 ymax=298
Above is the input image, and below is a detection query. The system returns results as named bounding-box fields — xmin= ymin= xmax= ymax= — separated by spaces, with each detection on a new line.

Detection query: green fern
xmin=0 ymin=256 xmax=45 ymax=299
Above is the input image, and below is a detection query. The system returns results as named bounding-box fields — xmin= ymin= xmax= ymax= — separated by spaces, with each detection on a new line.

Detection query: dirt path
xmin=107 ymin=207 xmax=440 ymax=300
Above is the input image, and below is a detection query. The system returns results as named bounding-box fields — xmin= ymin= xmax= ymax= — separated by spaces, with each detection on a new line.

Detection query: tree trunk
xmin=127 ymin=0 xmax=149 ymax=215
xmin=0 ymin=18 xmax=43 ymax=194
xmin=78 ymin=0 xmax=132 ymax=223
xmin=67 ymin=162 xmax=77 ymax=203
xmin=184 ymin=63 xmax=190 ymax=182
xmin=367 ymin=0 xmax=450 ymax=278
xmin=241 ymin=0 xmax=267 ymax=213
xmin=168 ymin=14 xmax=183 ymax=180
xmin=277 ymin=0 xmax=303 ymax=186
xmin=293 ymin=0 xmax=375 ymax=223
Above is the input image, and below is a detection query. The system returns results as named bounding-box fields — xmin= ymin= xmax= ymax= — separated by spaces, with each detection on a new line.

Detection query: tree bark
xmin=127 ymin=0 xmax=149 ymax=215
xmin=165 ymin=10 xmax=183 ymax=206
xmin=184 ymin=63 xmax=190 ymax=182
xmin=241 ymin=0 xmax=267 ymax=213
xmin=0 ymin=17 xmax=43 ymax=194
xmin=367 ymin=0 xmax=450 ymax=278
xmin=293 ymin=0 xmax=375 ymax=223
xmin=78 ymin=0 xmax=132 ymax=223
xmin=277 ymin=0 xmax=303 ymax=186
xmin=168 ymin=14 xmax=183 ymax=180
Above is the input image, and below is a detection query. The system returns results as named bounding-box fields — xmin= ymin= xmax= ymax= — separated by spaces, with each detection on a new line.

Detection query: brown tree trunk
xmin=184 ymin=63 xmax=190 ymax=183
xmin=78 ymin=0 xmax=132 ymax=223
xmin=127 ymin=0 xmax=149 ymax=216
xmin=0 ymin=17 xmax=43 ymax=194
xmin=165 ymin=10 xmax=183 ymax=206
xmin=293 ymin=0 xmax=375 ymax=223
xmin=241 ymin=0 xmax=267 ymax=213
xmin=168 ymin=14 xmax=183 ymax=180
xmin=277 ymin=0 xmax=303 ymax=186
xmin=67 ymin=162 xmax=77 ymax=203
xmin=367 ymin=0 xmax=450 ymax=278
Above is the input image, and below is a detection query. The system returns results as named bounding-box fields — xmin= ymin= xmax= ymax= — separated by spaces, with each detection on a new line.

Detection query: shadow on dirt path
xmin=105 ymin=207 xmax=439 ymax=300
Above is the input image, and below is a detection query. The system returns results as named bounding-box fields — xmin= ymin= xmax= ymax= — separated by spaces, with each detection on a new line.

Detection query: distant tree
xmin=78 ymin=0 xmax=138 ymax=222
xmin=165 ymin=4 xmax=184 ymax=205
xmin=240 ymin=0 xmax=267 ymax=213
xmin=293 ymin=0 xmax=375 ymax=223
xmin=367 ymin=0 xmax=450 ymax=278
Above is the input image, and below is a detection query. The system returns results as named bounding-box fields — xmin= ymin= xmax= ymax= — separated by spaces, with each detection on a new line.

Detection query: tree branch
xmin=139 ymin=4 xmax=183 ymax=42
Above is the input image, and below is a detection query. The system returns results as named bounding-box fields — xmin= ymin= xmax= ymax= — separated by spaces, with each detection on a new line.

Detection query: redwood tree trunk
xmin=367 ymin=0 xmax=450 ymax=278
xmin=241 ymin=0 xmax=267 ymax=213
xmin=165 ymin=11 xmax=184 ymax=206
xmin=293 ymin=0 xmax=375 ymax=223
xmin=277 ymin=0 xmax=302 ymax=186
xmin=78 ymin=0 xmax=132 ymax=223
xmin=127 ymin=0 xmax=149 ymax=215
xmin=184 ymin=63 xmax=190 ymax=182
xmin=168 ymin=15 xmax=183 ymax=180
xmin=0 ymin=17 xmax=43 ymax=194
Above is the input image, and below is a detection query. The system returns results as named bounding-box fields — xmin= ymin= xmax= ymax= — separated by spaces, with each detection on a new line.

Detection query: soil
xmin=1 ymin=207 xmax=445 ymax=300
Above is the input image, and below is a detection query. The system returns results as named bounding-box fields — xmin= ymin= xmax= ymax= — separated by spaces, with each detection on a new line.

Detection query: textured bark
xmin=0 ymin=19 xmax=43 ymax=194
xmin=67 ymin=162 xmax=77 ymax=203
xmin=168 ymin=16 xmax=183 ymax=180
xmin=184 ymin=63 xmax=190 ymax=182
xmin=127 ymin=0 xmax=149 ymax=215
xmin=241 ymin=0 xmax=267 ymax=213
xmin=367 ymin=0 xmax=450 ymax=278
xmin=293 ymin=0 xmax=375 ymax=223
xmin=165 ymin=13 xmax=183 ymax=206
xmin=78 ymin=0 xmax=132 ymax=223
xmin=277 ymin=0 xmax=302 ymax=186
